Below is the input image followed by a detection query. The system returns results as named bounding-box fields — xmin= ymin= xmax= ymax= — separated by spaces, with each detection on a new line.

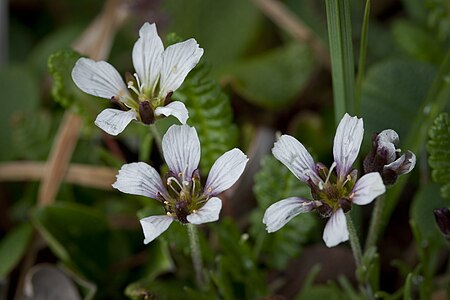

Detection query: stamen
xmin=167 ymin=177 xmax=182 ymax=195
xmin=325 ymin=162 xmax=337 ymax=184
xmin=133 ymin=73 xmax=142 ymax=91
xmin=342 ymin=174 xmax=352 ymax=186
xmin=127 ymin=81 xmax=141 ymax=96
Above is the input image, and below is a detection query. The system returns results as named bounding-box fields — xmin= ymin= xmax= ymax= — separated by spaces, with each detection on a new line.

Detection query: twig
xmin=0 ymin=161 xmax=117 ymax=189
xmin=250 ymin=0 xmax=330 ymax=69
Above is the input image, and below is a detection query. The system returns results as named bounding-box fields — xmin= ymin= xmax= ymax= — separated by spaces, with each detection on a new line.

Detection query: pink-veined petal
xmin=154 ymin=101 xmax=189 ymax=124
xmin=352 ymin=172 xmax=386 ymax=205
xmin=159 ymin=39 xmax=203 ymax=97
xmin=112 ymin=162 xmax=167 ymax=199
xmin=272 ymin=135 xmax=319 ymax=184
xmin=162 ymin=125 xmax=200 ymax=180
xmin=132 ymin=22 xmax=164 ymax=94
xmin=333 ymin=113 xmax=364 ymax=179
xmin=71 ymin=58 xmax=129 ymax=102
xmin=94 ymin=108 xmax=137 ymax=136
xmin=322 ymin=208 xmax=349 ymax=247
xmin=263 ymin=197 xmax=316 ymax=233
xmin=140 ymin=215 xmax=173 ymax=244
xmin=186 ymin=197 xmax=222 ymax=224
xmin=204 ymin=149 xmax=248 ymax=196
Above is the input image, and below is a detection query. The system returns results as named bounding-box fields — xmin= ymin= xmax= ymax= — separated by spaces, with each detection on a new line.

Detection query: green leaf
xmin=361 ymin=59 xmax=436 ymax=147
xmin=251 ymin=155 xmax=317 ymax=270
xmin=225 ymin=43 xmax=316 ymax=110
xmin=48 ymin=49 xmax=108 ymax=126
xmin=31 ymin=202 xmax=110 ymax=283
xmin=325 ymin=0 xmax=356 ymax=122
xmin=0 ymin=223 xmax=33 ymax=278
xmin=174 ymin=62 xmax=238 ymax=172
xmin=392 ymin=20 xmax=445 ymax=65
xmin=0 ymin=65 xmax=40 ymax=161
xmin=427 ymin=112 xmax=450 ymax=199
xmin=163 ymin=0 xmax=262 ymax=70
xmin=296 ymin=283 xmax=346 ymax=300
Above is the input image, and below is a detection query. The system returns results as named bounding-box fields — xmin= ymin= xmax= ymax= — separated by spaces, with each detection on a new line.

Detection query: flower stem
xmin=187 ymin=224 xmax=204 ymax=288
xmin=365 ymin=195 xmax=385 ymax=251
xmin=149 ymin=124 xmax=163 ymax=155
xmin=345 ymin=213 xmax=362 ymax=267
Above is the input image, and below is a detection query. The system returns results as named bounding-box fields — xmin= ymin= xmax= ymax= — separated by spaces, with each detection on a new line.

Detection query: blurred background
xmin=0 ymin=0 xmax=449 ymax=299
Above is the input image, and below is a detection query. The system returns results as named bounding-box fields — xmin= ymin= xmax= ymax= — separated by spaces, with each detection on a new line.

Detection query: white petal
xmin=352 ymin=172 xmax=386 ymax=205
xmin=263 ymin=197 xmax=315 ymax=233
xmin=112 ymin=162 xmax=167 ymax=199
xmin=322 ymin=208 xmax=349 ymax=247
xmin=94 ymin=108 xmax=137 ymax=136
xmin=71 ymin=58 xmax=129 ymax=101
xmin=162 ymin=125 xmax=200 ymax=180
xmin=377 ymin=129 xmax=399 ymax=162
xmin=272 ymin=135 xmax=319 ymax=184
xmin=159 ymin=39 xmax=204 ymax=97
xmin=140 ymin=215 xmax=173 ymax=244
xmin=384 ymin=151 xmax=416 ymax=175
xmin=204 ymin=149 xmax=248 ymax=196
xmin=186 ymin=197 xmax=222 ymax=224
xmin=132 ymin=23 xmax=164 ymax=94
xmin=154 ymin=101 xmax=189 ymax=124
xmin=333 ymin=113 xmax=364 ymax=179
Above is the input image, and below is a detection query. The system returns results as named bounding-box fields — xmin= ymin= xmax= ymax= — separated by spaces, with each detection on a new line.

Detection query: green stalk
xmin=365 ymin=195 xmax=384 ymax=251
xmin=345 ymin=213 xmax=362 ymax=267
xmin=325 ymin=0 xmax=356 ymax=124
xmin=355 ymin=0 xmax=371 ymax=115
xmin=187 ymin=224 xmax=204 ymax=288
xmin=149 ymin=124 xmax=163 ymax=155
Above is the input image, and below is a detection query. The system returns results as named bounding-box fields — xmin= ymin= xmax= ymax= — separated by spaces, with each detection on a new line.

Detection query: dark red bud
xmin=434 ymin=208 xmax=450 ymax=240
xmin=139 ymin=101 xmax=155 ymax=125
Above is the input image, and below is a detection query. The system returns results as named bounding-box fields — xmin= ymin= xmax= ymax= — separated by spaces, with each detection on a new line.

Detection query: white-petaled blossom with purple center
xmin=112 ymin=124 xmax=248 ymax=244
xmin=71 ymin=22 xmax=204 ymax=135
xmin=263 ymin=113 xmax=386 ymax=247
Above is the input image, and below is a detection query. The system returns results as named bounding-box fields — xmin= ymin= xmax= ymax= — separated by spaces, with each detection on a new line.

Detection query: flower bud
xmin=434 ymin=208 xmax=450 ymax=240
xmin=363 ymin=129 xmax=416 ymax=185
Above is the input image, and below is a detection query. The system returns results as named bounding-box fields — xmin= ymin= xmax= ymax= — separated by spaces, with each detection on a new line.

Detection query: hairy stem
xmin=365 ymin=195 xmax=385 ymax=251
xmin=346 ymin=213 xmax=362 ymax=267
xmin=187 ymin=224 xmax=204 ymax=288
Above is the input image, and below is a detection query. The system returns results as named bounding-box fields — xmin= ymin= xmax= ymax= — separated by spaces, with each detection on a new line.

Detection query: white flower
xmin=112 ymin=124 xmax=248 ymax=244
xmin=264 ymin=113 xmax=386 ymax=247
xmin=71 ymin=22 xmax=204 ymax=135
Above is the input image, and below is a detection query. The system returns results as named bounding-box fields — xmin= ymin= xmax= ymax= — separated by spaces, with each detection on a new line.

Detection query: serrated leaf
xmin=392 ymin=20 xmax=445 ymax=65
xmin=11 ymin=110 xmax=60 ymax=160
xmin=251 ymin=155 xmax=317 ymax=269
xmin=174 ymin=62 xmax=238 ymax=173
xmin=427 ymin=112 xmax=450 ymax=199
xmin=226 ymin=43 xmax=316 ymax=110
xmin=48 ymin=49 xmax=108 ymax=125
xmin=0 ymin=223 xmax=33 ymax=278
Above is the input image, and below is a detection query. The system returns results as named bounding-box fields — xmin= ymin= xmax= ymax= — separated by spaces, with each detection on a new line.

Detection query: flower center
xmin=310 ymin=163 xmax=357 ymax=216
xmin=159 ymin=169 xmax=208 ymax=223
